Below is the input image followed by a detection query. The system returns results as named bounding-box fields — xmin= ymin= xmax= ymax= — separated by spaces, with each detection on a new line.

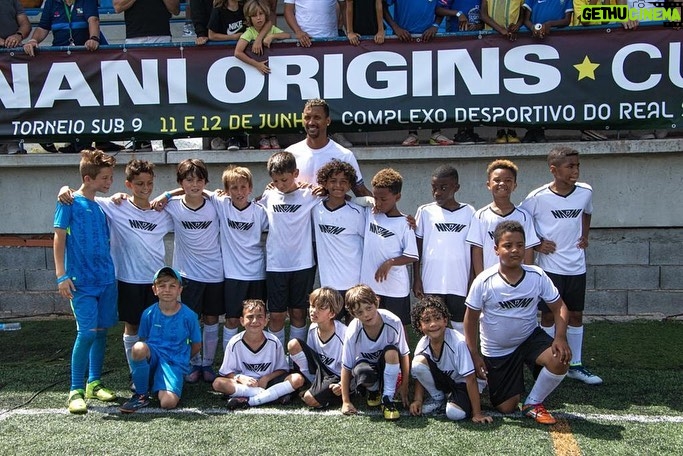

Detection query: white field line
xmin=2 ymin=406 xmax=683 ymax=423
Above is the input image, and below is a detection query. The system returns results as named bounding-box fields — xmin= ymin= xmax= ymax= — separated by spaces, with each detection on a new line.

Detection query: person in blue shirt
xmin=120 ymin=267 xmax=202 ymax=413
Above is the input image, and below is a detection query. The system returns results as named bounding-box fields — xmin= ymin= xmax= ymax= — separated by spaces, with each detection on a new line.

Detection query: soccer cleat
xmin=522 ymin=403 xmax=556 ymax=425
xmin=227 ymin=137 xmax=241 ymax=151
xmin=401 ymin=133 xmax=419 ymax=146
xmin=162 ymin=139 xmax=177 ymax=151
xmin=382 ymin=395 xmax=400 ymax=421
xmin=567 ymin=364 xmax=603 ymax=385
xmin=67 ymin=389 xmax=87 ymax=414
xmin=185 ymin=365 xmax=202 ymax=384
xmin=259 ymin=137 xmax=271 ymax=150
xmin=366 ymin=389 xmax=381 ymax=407
xmin=495 ymin=129 xmax=508 ymax=143
xmin=134 ymin=141 xmax=152 ymax=152
xmin=421 ymin=395 xmax=445 ymax=415
xmin=85 ymin=380 xmax=116 ymax=402
xmin=119 ymin=393 xmax=150 ymax=414
xmin=226 ymin=396 xmax=250 ymax=410
xmin=506 ymin=129 xmax=521 ymax=143
xmin=429 ymin=132 xmax=455 ymax=146
xmin=268 ymin=136 xmax=281 ymax=150
xmin=182 ymin=22 xmax=196 ymax=37
xmin=201 ymin=366 xmax=217 ymax=383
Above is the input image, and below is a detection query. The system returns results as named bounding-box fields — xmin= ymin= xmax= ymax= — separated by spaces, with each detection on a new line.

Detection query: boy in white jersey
xmin=120 ymin=267 xmax=202 ymax=413
xmin=213 ymin=300 xmax=305 ymax=409
xmin=340 ymin=285 xmax=410 ymax=421
xmin=312 ymin=160 xmax=366 ymax=320
xmin=466 ymin=159 xmax=539 ymax=277
xmin=410 ymin=296 xmax=492 ymax=423
xmin=158 ymin=159 xmax=224 ymax=384
xmin=258 ymin=151 xmax=321 ymax=347
xmin=520 ymin=147 xmax=602 ymax=385
xmin=412 ymin=165 xmax=474 ymax=333
xmin=57 ymin=159 xmax=174 ymax=381
xmin=210 ymin=166 xmax=269 ymax=352
xmin=464 ymin=221 xmax=571 ymax=425
xmin=287 ymin=287 xmax=347 ymax=408
xmin=360 ymin=168 xmax=419 ymax=325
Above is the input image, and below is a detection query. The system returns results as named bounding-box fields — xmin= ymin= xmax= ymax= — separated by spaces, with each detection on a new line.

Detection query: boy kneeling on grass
xmin=213 ymin=300 xmax=305 ymax=409
xmin=120 ymin=267 xmax=202 ymax=413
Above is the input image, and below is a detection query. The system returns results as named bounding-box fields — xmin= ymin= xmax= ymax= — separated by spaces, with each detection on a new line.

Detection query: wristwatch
xmin=456 ymin=11 xmax=463 ymax=17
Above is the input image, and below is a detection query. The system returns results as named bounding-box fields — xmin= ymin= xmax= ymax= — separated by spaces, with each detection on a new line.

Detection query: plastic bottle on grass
xmin=0 ymin=322 xmax=21 ymax=331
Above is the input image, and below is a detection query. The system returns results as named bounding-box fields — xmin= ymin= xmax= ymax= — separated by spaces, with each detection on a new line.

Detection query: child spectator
xmin=287 ymin=287 xmax=347 ymax=408
xmin=213 ymin=299 xmax=305 ymax=409
xmin=464 ymin=221 xmax=571 ymax=425
xmin=413 ymin=165 xmax=474 ymax=333
xmin=360 ymin=168 xmax=418 ymax=326
xmin=520 ymin=147 xmax=602 ymax=385
xmin=190 ymin=0 xmax=213 ymax=45
xmin=466 ymin=159 xmax=540 ymax=277
xmin=210 ymin=165 xmax=269 ymax=352
xmin=235 ymin=0 xmax=289 ymax=150
xmin=410 ymin=296 xmax=492 ymax=423
xmin=340 ymin=285 xmax=410 ymax=420
xmin=53 ymin=150 xmax=118 ymax=414
xmin=159 ymin=159 xmax=224 ymax=384
xmin=346 ymin=0 xmax=385 ymax=45
xmin=312 ymin=160 xmax=366 ymax=315
xmin=383 ymin=0 xmax=453 ymax=146
xmin=258 ymin=151 xmax=321 ymax=347
xmin=119 ymin=267 xmax=202 ymax=413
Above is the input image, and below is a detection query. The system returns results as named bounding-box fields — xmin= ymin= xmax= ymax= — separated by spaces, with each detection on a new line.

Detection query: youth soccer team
xmin=54 ymin=140 xmax=601 ymax=424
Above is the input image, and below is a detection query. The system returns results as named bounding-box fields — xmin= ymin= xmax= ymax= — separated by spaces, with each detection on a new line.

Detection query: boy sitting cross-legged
xmin=213 ymin=300 xmax=305 ymax=409
xmin=340 ymin=285 xmax=410 ymax=421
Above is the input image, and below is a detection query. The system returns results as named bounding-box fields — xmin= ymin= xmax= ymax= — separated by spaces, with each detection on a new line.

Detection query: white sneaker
xmin=331 ymin=133 xmax=353 ymax=148
xmin=182 ymin=23 xmax=196 ymax=37
xmin=421 ymin=395 xmax=445 ymax=415
xmin=567 ymin=364 xmax=603 ymax=385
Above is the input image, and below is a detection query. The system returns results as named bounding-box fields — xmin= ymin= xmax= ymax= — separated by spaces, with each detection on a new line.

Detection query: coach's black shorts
xmin=378 ymin=294 xmax=411 ymax=325
xmin=224 ymin=278 xmax=267 ymax=319
xmin=181 ymin=278 xmax=224 ymax=317
xmin=117 ymin=280 xmax=156 ymax=325
xmin=538 ymin=272 xmax=586 ymax=313
xmin=266 ymin=266 xmax=316 ymax=313
xmin=483 ymin=327 xmax=553 ymax=408
xmin=428 ymin=294 xmax=467 ymax=322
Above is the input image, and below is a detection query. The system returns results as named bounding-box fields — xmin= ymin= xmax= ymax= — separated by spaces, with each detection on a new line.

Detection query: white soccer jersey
xmin=341 ymin=309 xmax=410 ymax=370
xmin=312 ymin=199 xmax=366 ymax=291
xmin=465 ymin=264 xmax=560 ymax=357
xmin=414 ymin=328 xmax=475 ymax=384
xmin=219 ymin=330 xmax=289 ymax=378
xmin=360 ymin=211 xmax=419 ymax=298
xmin=164 ymin=196 xmax=223 ymax=283
xmin=258 ymin=187 xmax=320 ymax=272
xmin=466 ymin=204 xmax=541 ymax=271
xmin=307 ymin=319 xmax=347 ymax=376
xmin=415 ymin=202 xmax=475 ymax=296
xmin=211 ymin=195 xmax=268 ymax=281
xmin=520 ymin=183 xmax=593 ymax=275
xmin=96 ymin=198 xmax=173 ymax=284
xmin=286 ymin=139 xmax=364 ymax=188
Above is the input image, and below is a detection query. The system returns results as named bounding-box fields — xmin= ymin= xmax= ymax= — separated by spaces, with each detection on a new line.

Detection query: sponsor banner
xmin=0 ymin=26 xmax=680 ymax=140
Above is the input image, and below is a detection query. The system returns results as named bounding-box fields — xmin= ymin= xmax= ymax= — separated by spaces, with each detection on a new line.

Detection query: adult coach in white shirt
xmin=286 ymin=99 xmax=371 ymax=197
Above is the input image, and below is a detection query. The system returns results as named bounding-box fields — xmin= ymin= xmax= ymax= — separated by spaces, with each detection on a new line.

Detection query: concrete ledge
xmin=0 ymin=291 xmax=69 ymax=316
xmin=585 ymin=290 xmax=628 ymax=315
xmin=661 ymin=266 xmax=683 ymax=290
xmin=627 ymin=291 xmax=683 ymax=316
xmin=586 ymin=238 xmax=649 ymax=266
xmin=0 ymin=246 xmax=49 ymax=269
xmin=0 ymin=269 xmax=25 ymax=291
xmin=595 ymin=266 xmax=660 ymax=290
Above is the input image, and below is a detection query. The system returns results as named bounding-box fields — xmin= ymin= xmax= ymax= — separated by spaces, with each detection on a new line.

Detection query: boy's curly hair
xmin=371 ymin=168 xmax=402 ymax=195
xmin=486 ymin=159 xmax=518 ymax=180
xmin=316 ymin=159 xmax=357 ymax=187
xmin=410 ymin=295 xmax=451 ymax=336
xmin=125 ymin=159 xmax=155 ymax=182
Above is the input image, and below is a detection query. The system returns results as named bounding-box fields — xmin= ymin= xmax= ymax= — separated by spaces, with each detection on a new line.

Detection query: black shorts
xmin=425 ymin=356 xmax=472 ymax=417
xmin=117 ymin=281 xmax=156 ymax=325
xmin=428 ymin=294 xmax=466 ymax=322
xmin=296 ymin=338 xmax=342 ymax=408
xmin=351 ymin=345 xmax=399 ymax=390
xmin=181 ymin=278 xmax=224 ymax=317
xmin=538 ymin=272 xmax=586 ymax=313
xmin=266 ymin=266 xmax=316 ymax=313
xmin=378 ymin=295 xmax=411 ymax=325
xmin=483 ymin=327 xmax=553 ymax=408
xmin=224 ymin=278 xmax=267 ymax=319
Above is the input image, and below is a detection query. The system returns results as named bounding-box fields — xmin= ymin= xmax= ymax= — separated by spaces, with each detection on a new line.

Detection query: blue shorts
xmin=71 ymin=283 xmax=118 ymax=332
xmin=148 ymin=347 xmax=185 ymax=398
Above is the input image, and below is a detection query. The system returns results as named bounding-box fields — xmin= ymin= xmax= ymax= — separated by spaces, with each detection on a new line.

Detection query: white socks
xmin=382 ymin=363 xmax=401 ymax=399
xmin=290 ymin=351 xmax=314 ymax=382
xmin=567 ymin=325 xmax=584 ymax=366
xmin=289 ymin=325 xmax=307 ymax=344
xmin=446 ymin=402 xmax=467 ymax=421
xmin=270 ymin=328 xmax=286 ymax=348
xmin=524 ymin=367 xmax=566 ymax=406
xmin=410 ymin=362 xmax=444 ymax=401
xmin=248 ymin=380 xmax=295 ymax=406
xmin=233 ymin=383 xmax=264 ymax=397
xmin=123 ymin=334 xmax=139 ymax=371
xmin=203 ymin=323 xmax=219 ymax=367
xmin=541 ymin=324 xmax=555 ymax=338
xmin=222 ymin=326 xmax=239 ymax=353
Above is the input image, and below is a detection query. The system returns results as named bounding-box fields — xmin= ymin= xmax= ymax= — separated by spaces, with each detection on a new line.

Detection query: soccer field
xmin=1 ymin=319 xmax=682 ymax=455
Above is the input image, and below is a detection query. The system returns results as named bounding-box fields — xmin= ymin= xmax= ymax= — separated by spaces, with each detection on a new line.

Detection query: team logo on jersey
xmin=319 ymin=353 xmax=335 ymax=366
xmin=318 ymin=224 xmax=346 ymax=235
xmin=272 ymin=204 xmax=301 ymax=213
xmin=128 ymin=219 xmax=158 ymax=231
xmin=181 ymin=220 xmax=213 ymax=229
xmin=369 ymin=223 xmax=395 ymax=238
xmin=487 ymin=230 xmax=495 ymax=240
xmin=434 ymin=223 xmax=467 ymax=233
xmin=551 ymin=209 xmax=582 ymax=219
xmin=498 ymin=297 xmax=534 ymax=309
xmin=442 ymin=369 xmax=455 ymax=378
xmin=243 ymin=362 xmax=272 ymax=373
xmin=360 ymin=349 xmax=383 ymax=362
xmin=227 ymin=219 xmax=254 ymax=231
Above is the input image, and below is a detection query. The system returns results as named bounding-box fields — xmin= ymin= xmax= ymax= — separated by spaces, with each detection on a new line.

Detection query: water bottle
xmin=0 ymin=322 xmax=21 ymax=331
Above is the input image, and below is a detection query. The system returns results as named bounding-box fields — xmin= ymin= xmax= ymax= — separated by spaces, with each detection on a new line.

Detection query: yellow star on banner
xmin=574 ymin=56 xmax=600 ymax=81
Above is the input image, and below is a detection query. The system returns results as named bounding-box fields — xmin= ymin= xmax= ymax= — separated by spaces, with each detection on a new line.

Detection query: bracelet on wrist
xmin=432 ymin=23 xmax=440 ymax=28
xmin=165 ymin=191 xmax=172 ymax=200
xmin=89 ymin=35 xmax=100 ymax=43
xmin=57 ymin=275 xmax=69 ymax=284
xmin=15 ymin=31 xmax=24 ymax=38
